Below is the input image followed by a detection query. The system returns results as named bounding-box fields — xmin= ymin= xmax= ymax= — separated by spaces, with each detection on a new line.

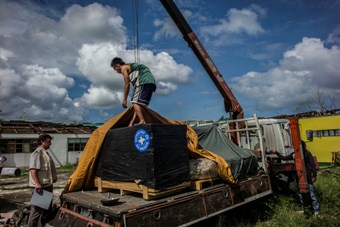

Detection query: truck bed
xmin=49 ymin=174 xmax=272 ymax=227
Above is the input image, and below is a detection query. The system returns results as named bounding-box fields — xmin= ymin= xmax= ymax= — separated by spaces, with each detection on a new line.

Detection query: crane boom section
xmin=160 ymin=0 xmax=244 ymax=120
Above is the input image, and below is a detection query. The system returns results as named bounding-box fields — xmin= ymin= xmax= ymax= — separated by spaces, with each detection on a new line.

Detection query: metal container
xmin=1 ymin=167 xmax=21 ymax=177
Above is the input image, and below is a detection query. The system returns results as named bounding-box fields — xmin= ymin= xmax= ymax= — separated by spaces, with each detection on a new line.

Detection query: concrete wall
xmin=0 ymin=133 xmax=90 ymax=168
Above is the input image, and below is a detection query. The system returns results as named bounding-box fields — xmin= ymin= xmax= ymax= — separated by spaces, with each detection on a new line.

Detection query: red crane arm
xmin=160 ymin=0 xmax=244 ymax=120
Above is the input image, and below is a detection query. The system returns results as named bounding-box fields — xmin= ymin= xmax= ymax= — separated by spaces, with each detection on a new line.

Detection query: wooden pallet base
xmin=190 ymin=177 xmax=221 ymax=190
xmin=95 ymin=177 xmax=191 ymax=200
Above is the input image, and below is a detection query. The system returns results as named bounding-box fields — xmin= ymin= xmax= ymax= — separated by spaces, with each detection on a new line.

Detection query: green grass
xmin=0 ymin=163 xmax=76 ymax=190
xmin=16 ymin=163 xmax=76 ymax=178
xmin=57 ymin=163 xmax=77 ymax=173
xmin=195 ymin=166 xmax=340 ymax=227
xmin=255 ymin=166 xmax=340 ymax=227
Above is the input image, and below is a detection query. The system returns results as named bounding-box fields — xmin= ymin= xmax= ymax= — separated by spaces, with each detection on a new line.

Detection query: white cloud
xmin=22 ymin=64 xmax=74 ymax=89
xmin=232 ymin=38 xmax=340 ymax=112
xmin=99 ymin=109 xmax=112 ymax=121
xmin=157 ymin=82 xmax=178 ymax=95
xmin=153 ymin=17 xmax=180 ymax=41
xmin=326 ymin=25 xmax=340 ymax=44
xmin=76 ymin=44 xmax=192 ymax=102
xmin=60 ymin=3 xmax=126 ymax=44
xmin=201 ymin=5 xmax=265 ymax=38
xmin=0 ymin=64 xmax=83 ymax=122
xmin=76 ymin=42 xmax=125 ymax=90
xmin=0 ymin=0 xmax=40 ymax=38
xmin=146 ymin=51 xmax=192 ymax=84
xmin=78 ymin=85 xmax=123 ymax=108
xmin=0 ymin=47 xmax=14 ymax=61
xmin=0 ymin=1 xmax=127 ymax=75
xmin=281 ymin=38 xmax=340 ymax=89
xmin=153 ymin=9 xmax=196 ymax=41
xmin=0 ymin=68 xmax=22 ymax=99
xmin=0 ymin=1 xmax=193 ymax=122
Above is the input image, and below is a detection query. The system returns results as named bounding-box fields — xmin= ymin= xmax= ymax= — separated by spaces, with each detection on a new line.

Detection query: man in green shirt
xmin=111 ymin=57 xmax=156 ymax=126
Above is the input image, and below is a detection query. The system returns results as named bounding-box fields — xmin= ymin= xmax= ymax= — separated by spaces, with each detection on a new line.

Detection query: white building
xmin=0 ymin=120 xmax=97 ymax=168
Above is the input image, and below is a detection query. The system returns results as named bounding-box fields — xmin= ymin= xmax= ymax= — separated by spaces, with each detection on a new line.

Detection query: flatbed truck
xmin=51 ymin=174 xmax=271 ymax=226
xmin=48 ymin=114 xmax=299 ymax=227
xmin=47 ymin=1 xmax=310 ymax=226
xmin=49 ymin=114 xmax=274 ymax=227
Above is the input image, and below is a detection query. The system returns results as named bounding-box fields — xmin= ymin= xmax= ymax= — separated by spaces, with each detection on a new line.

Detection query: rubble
xmin=0 ymin=170 xmax=72 ymax=226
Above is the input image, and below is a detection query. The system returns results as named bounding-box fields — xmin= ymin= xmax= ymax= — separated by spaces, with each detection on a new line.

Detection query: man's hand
xmin=122 ymin=100 xmax=127 ymax=108
xmin=30 ymin=169 xmax=43 ymax=193
xmin=35 ymin=182 xmax=43 ymax=194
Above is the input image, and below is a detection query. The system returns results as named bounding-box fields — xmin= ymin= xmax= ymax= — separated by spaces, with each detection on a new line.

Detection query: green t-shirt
xmin=129 ymin=63 xmax=156 ymax=86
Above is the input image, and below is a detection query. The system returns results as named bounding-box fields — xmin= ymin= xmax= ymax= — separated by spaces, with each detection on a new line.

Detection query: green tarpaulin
xmin=193 ymin=125 xmax=259 ymax=179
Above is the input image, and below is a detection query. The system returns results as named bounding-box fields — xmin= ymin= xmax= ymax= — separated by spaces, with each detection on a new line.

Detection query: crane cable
xmin=132 ymin=0 xmax=140 ymax=63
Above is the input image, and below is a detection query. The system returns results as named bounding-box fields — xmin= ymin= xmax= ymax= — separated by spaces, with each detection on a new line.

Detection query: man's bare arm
xmin=30 ymin=169 xmax=42 ymax=192
xmin=121 ymin=65 xmax=130 ymax=108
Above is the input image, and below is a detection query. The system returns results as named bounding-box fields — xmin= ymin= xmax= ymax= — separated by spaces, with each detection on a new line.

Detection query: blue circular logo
xmin=134 ymin=129 xmax=151 ymax=152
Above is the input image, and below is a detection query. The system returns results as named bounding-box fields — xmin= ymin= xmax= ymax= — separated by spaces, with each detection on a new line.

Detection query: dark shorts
xmin=131 ymin=84 xmax=156 ymax=106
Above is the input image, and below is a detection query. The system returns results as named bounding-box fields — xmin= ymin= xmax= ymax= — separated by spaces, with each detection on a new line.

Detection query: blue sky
xmin=0 ymin=0 xmax=339 ymax=123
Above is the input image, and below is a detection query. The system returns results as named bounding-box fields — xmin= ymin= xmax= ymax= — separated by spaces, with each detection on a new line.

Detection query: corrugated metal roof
xmin=272 ymin=109 xmax=340 ymax=119
xmin=0 ymin=120 xmax=97 ymax=134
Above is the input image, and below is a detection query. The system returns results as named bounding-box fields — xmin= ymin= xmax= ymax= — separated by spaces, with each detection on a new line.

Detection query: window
xmin=0 ymin=139 xmax=37 ymax=153
xmin=309 ymin=129 xmax=340 ymax=138
xmin=68 ymin=138 xmax=88 ymax=152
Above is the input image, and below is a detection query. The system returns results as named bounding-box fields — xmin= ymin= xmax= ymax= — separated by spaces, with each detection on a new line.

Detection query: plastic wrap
xmin=189 ymin=158 xmax=218 ymax=180
xmin=96 ymin=124 xmax=190 ymax=189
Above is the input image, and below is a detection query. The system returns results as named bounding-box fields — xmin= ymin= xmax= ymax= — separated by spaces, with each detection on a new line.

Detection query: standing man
xmin=301 ymin=141 xmax=320 ymax=216
xmin=111 ymin=57 xmax=156 ymax=127
xmin=275 ymin=141 xmax=320 ymax=216
xmin=28 ymin=134 xmax=57 ymax=227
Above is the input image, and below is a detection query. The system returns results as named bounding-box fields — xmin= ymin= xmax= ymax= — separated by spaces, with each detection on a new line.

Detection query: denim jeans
xmin=308 ymin=184 xmax=320 ymax=213
xmin=299 ymin=184 xmax=320 ymax=213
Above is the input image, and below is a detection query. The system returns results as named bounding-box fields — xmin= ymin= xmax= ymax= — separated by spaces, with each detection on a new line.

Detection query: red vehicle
xmin=160 ymin=0 xmax=309 ymax=194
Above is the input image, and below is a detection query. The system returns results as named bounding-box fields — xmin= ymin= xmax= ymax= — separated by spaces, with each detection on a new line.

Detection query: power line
xmin=132 ymin=0 xmax=140 ymax=63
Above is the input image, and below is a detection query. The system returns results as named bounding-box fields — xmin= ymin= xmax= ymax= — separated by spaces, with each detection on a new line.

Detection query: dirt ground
xmin=0 ymin=170 xmax=72 ymax=226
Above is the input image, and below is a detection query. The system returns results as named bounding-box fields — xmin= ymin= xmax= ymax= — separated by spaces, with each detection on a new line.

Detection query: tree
xmin=295 ymin=89 xmax=338 ymax=115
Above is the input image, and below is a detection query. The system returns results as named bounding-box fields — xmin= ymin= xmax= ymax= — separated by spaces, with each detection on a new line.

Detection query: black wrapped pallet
xmin=96 ymin=124 xmax=190 ymax=189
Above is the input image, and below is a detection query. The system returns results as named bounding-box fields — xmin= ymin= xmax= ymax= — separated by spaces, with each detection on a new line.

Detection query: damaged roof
xmin=0 ymin=120 xmax=98 ymax=134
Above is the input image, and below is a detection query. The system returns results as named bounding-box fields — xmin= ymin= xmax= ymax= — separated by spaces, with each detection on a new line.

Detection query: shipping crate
xmin=96 ymin=124 xmax=191 ymax=189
